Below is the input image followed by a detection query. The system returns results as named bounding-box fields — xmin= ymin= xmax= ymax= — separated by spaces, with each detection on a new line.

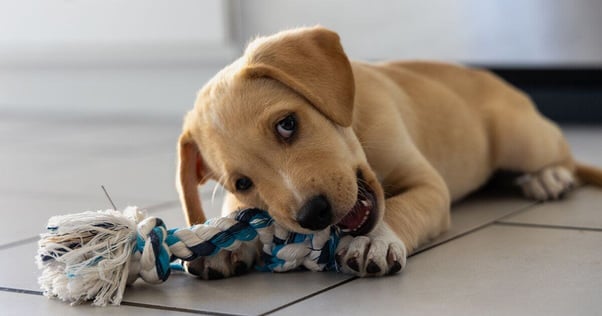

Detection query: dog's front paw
xmin=335 ymin=227 xmax=407 ymax=277
xmin=183 ymin=241 xmax=258 ymax=280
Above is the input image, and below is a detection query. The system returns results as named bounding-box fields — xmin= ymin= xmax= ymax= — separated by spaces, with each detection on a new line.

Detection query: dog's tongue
xmin=338 ymin=200 xmax=370 ymax=230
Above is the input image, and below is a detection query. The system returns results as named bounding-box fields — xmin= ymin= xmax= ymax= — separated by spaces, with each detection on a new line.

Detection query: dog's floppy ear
xmin=242 ymin=26 xmax=355 ymax=127
xmin=176 ymin=130 xmax=207 ymax=226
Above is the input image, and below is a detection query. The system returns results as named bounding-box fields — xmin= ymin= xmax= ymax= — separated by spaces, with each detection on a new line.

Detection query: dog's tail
xmin=576 ymin=162 xmax=602 ymax=187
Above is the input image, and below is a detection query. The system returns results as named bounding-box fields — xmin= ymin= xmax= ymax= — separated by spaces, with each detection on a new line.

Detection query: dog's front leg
xmin=337 ymin=163 xmax=451 ymax=277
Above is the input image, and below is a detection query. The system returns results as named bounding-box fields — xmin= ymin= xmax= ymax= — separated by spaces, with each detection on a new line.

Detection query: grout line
xmin=121 ymin=301 xmax=248 ymax=316
xmin=494 ymin=201 xmax=541 ymax=222
xmin=411 ymin=202 xmax=539 ymax=257
xmin=494 ymin=221 xmax=602 ymax=232
xmin=259 ymin=276 xmax=358 ymax=316
xmin=0 ymin=286 xmax=244 ymax=316
xmin=411 ymin=224 xmax=490 ymax=257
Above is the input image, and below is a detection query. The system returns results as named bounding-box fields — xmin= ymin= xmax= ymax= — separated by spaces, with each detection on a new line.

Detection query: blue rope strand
xmin=134 ymin=208 xmax=340 ymax=277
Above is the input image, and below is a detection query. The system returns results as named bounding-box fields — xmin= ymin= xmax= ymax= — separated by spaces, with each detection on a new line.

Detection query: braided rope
xmin=37 ymin=206 xmax=340 ymax=306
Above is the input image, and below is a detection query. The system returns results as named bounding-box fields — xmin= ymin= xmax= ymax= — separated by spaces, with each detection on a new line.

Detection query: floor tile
xmin=0 ymin=177 xmax=223 ymax=249
xmin=3 ymin=117 xmax=182 ymax=158
xmin=499 ymin=186 xmax=602 ymax=230
xmin=1 ymin=152 xmax=179 ymax=203
xmin=563 ymin=126 xmax=602 ymax=166
xmin=125 ymin=271 xmax=351 ymax=316
xmin=0 ymin=290 xmax=184 ymax=316
xmin=274 ymin=225 xmax=602 ymax=316
xmin=0 ymin=151 xmax=181 ymax=246
xmin=0 ymin=192 xmax=121 ymax=247
xmin=417 ymin=188 xmax=535 ymax=252
xmin=130 ymin=192 xmax=226 ymax=232
xmin=0 ymin=119 xmax=37 ymax=143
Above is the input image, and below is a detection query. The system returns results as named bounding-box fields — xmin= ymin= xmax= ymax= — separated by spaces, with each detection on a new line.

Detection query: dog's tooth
xmin=358 ymin=216 xmax=367 ymax=227
xmin=341 ymin=228 xmax=350 ymax=233
xmin=360 ymin=200 xmax=369 ymax=207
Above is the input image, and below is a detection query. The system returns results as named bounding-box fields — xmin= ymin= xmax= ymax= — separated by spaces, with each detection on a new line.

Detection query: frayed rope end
xmin=36 ymin=207 xmax=145 ymax=306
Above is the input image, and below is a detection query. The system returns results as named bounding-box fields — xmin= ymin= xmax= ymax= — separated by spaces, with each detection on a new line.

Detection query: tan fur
xmin=177 ymin=26 xmax=602 ymax=261
xmin=576 ymin=163 xmax=602 ymax=187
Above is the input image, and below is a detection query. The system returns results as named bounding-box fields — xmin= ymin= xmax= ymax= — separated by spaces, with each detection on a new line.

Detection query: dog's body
xmin=177 ymin=27 xmax=602 ymax=279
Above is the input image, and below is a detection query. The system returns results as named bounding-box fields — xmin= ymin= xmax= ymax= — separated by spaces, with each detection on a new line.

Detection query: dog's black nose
xmin=297 ymin=195 xmax=332 ymax=231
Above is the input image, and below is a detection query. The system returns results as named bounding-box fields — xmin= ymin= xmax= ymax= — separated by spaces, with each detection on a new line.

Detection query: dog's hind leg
xmin=491 ymin=96 xmax=577 ymax=201
xmin=515 ymin=166 xmax=576 ymax=201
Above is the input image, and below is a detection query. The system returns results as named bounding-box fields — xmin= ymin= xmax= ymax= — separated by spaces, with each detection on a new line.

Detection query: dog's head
xmin=177 ymin=27 xmax=384 ymax=236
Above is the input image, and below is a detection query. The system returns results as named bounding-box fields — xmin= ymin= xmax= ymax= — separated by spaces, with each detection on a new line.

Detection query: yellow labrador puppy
xmin=177 ymin=26 xmax=602 ymax=279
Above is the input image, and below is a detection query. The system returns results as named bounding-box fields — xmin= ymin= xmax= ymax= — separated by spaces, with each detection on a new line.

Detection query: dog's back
xmin=350 ymin=61 xmax=519 ymax=199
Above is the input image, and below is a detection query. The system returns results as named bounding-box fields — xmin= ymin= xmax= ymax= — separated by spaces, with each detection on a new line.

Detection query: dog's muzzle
xmin=336 ymin=171 xmax=378 ymax=236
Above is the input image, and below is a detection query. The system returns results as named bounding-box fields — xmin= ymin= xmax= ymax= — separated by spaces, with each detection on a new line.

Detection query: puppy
xmin=176 ymin=26 xmax=602 ymax=279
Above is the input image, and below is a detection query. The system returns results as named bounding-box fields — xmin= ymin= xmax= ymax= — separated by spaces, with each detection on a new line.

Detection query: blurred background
xmin=1 ymin=0 xmax=601 ymax=122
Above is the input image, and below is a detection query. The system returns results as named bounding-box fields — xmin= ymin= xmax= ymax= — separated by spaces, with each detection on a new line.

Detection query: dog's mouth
xmin=336 ymin=171 xmax=378 ymax=236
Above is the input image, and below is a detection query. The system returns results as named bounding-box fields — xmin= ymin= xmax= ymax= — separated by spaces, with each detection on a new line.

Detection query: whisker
xmin=211 ymin=174 xmax=228 ymax=205
xmin=211 ymin=182 xmax=221 ymax=205
xmin=356 ymin=176 xmax=372 ymax=200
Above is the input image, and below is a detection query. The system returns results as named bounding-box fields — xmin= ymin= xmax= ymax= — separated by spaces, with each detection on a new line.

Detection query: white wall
xmin=1 ymin=0 xmax=599 ymax=118
xmin=0 ymin=0 xmax=237 ymax=66
xmin=0 ymin=0 xmax=237 ymax=117
xmin=3 ymin=0 xmax=600 ymax=66
xmin=238 ymin=0 xmax=602 ymax=66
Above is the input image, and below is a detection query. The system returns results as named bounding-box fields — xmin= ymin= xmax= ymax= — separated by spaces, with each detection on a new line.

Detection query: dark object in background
xmin=487 ymin=68 xmax=602 ymax=124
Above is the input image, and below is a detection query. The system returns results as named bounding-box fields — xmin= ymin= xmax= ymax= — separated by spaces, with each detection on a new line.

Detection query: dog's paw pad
xmin=347 ymin=257 xmax=360 ymax=272
xmin=516 ymin=166 xmax=576 ymax=201
xmin=366 ymin=260 xmax=381 ymax=274
xmin=388 ymin=261 xmax=403 ymax=275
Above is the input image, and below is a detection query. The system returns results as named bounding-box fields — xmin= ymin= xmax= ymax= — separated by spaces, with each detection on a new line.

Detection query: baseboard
xmin=487 ymin=67 xmax=602 ymax=124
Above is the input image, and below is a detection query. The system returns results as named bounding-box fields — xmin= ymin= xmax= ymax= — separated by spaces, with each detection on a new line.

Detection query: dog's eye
xmin=276 ymin=114 xmax=297 ymax=140
xmin=235 ymin=177 xmax=253 ymax=192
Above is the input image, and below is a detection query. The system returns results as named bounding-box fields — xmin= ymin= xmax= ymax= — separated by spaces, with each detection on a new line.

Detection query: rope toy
xmin=36 ymin=206 xmax=340 ymax=306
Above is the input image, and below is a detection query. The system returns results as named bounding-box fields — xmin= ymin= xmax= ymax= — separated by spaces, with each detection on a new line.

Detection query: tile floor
xmin=1 ymin=79 xmax=601 ymax=315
